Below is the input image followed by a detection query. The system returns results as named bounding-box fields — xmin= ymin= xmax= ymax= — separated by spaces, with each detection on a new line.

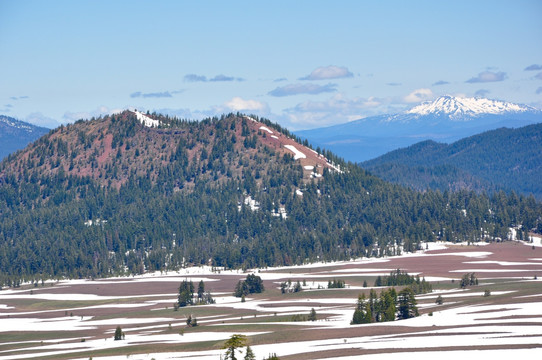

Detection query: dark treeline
xmin=0 ymin=112 xmax=540 ymax=287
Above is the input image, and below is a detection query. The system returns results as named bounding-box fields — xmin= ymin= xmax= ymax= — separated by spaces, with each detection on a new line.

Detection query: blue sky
xmin=1 ymin=0 xmax=541 ymax=129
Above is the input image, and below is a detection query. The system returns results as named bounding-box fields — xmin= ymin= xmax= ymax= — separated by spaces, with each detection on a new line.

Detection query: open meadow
xmin=1 ymin=239 xmax=541 ymax=360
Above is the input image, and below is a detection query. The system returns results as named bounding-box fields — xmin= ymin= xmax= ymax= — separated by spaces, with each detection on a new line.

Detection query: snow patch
xmin=284 ymin=144 xmax=306 ymax=160
xmin=239 ymin=196 xmax=260 ymax=211
xmin=259 ymin=126 xmax=273 ymax=134
xmin=133 ymin=110 xmax=160 ymax=128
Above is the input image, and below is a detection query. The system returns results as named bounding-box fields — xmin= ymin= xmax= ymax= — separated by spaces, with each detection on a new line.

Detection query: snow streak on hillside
xmin=406 ymin=96 xmax=537 ymax=119
xmin=133 ymin=110 xmax=161 ymax=128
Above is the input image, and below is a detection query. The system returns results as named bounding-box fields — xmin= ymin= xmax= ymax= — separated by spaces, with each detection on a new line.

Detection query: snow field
xmin=3 ymin=241 xmax=542 ymax=360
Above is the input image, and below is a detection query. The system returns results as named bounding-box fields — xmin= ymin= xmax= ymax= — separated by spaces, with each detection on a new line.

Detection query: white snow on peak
xmin=284 ymin=145 xmax=306 ymax=160
xmin=406 ymin=96 xmax=537 ymax=119
xmin=133 ymin=110 xmax=161 ymax=128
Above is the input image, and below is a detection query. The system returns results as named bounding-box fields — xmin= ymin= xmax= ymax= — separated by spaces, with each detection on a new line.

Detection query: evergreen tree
xmin=244 ymin=345 xmax=256 ymax=360
xmin=223 ymin=334 xmax=247 ymax=360
xmin=397 ymin=288 xmax=418 ymax=320
xmin=114 ymin=325 xmax=123 ymax=341
xmin=234 ymin=274 xmax=264 ymax=297
xmin=178 ymin=280 xmax=194 ymax=307
xmin=308 ymin=308 xmax=317 ymax=321
xmin=198 ymin=280 xmax=205 ymax=300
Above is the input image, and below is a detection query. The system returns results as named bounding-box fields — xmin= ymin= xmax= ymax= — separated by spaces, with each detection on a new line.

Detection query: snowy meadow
xmin=1 ymin=240 xmax=541 ymax=360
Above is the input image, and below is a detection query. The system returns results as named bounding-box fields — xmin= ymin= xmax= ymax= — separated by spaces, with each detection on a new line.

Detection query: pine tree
xmin=308 ymin=308 xmax=317 ymax=321
xmin=244 ymin=345 xmax=256 ymax=360
xmin=114 ymin=325 xmax=123 ymax=341
xmin=397 ymin=288 xmax=418 ymax=320
xmin=223 ymin=334 xmax=247 ymax=360
xmin=198 ymin=280 xmax=205 ymax=300
xmin=178 ymin=280 xmax=195 ymax=307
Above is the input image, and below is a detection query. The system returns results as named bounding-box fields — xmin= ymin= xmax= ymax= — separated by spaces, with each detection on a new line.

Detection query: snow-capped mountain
xmin=405 ymin=96 xmax=536 ymax=119
xmin=297 ymin=96 xmax=542 ymax=162
xmin=0 ymin=115 xmax=49 ymax=159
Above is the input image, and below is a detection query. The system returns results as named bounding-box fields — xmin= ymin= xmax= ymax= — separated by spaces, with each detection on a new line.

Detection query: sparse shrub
xmin=328 ymin=279 xmax=345 ymax=288
xmin=460 ymin=273 xmax=478 ymax=288
xmin=308 ymin=308 xmax=317 ymax=321
xmin=291 ymin=314 xmax=307 ymax=322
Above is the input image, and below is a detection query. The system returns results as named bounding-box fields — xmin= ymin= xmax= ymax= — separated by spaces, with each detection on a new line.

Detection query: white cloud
xmin=283 ymin=94 xmax=392 ymax=129
xmin=466 ymin=71 xmax=507 ymax=83
xmin=403 ymin=88 xmax=434 ymax=103
xmin=155 ymin=99 xmax=270 ymax=122
xmin=268 ymin=83 xmax=337 ymax=97
xmin=300 ymin=65 xmax=353 ymax=80
xmin=26 ymin=112 xmax=61 ymax=128
xmin=222 ymin=97 xmax=268 ymax=112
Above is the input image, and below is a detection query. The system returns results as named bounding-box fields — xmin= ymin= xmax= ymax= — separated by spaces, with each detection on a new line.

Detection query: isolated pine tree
xmin=308 ymin=308 xmax=317 ymax=321
xmin=114 ymin=325 xmax=123 ymax=340
xmin=244 ymin=345 xmax=256 ymax=360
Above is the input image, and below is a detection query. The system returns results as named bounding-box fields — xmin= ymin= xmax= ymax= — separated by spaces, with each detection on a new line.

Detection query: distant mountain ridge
xmin=362 ymin=123 xmax=542 ymax=199
xmin=297 ymin=96 xmax=542 ymax=162
xmin=0 ymin=115 xmax=49 ymax=159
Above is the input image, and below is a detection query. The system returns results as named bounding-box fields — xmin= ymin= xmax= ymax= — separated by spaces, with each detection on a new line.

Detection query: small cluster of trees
xmin=374 ymin=269 xmax=432 ymax=294
xmin=290 ymin=308 xmax=317 ymax=322
xmin=280 ymin=279 xmax=302 ymax=294
xmin=327 ymin=279 xmax=345 ymax=288
xmin=176 ymin=279 xmax=214 ymax=308
xmin=460 ymin=273 xmax=478 ymax=288
xmin=186 ymin=314 xmax=198 ymax=327
xmin=351 ymin=287 xmax=418 ymax=325
xmin=234 ymin=274 xmax=264 ymax=297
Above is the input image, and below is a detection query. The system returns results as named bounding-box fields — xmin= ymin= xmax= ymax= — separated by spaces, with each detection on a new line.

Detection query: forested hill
xmin=0 ymin=111 xmax=540 ymax=287
xmin=361 ymin=123 xmax=542 ymax=199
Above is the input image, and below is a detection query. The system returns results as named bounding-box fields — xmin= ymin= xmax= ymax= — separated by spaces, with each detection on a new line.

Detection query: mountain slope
xmin=362 ymin=123 xmax=542 ymax=199
xmin=0 ymin=111 xmax=540 ymax=286
xmin=297 ymin=96 xmax=542 ymax=162
xmin=0 ymin=115 xmax=50 ymax=159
